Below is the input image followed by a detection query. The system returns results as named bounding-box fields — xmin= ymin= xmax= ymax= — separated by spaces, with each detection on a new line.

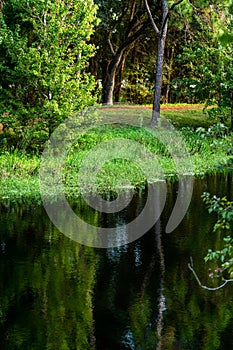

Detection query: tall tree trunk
xmin=104 ymin=50 xmax=124 ymax=105
xmin=102 ymin=14 xmax=149 ymax=105
xmin=114 ymin=52 xmax=127 ymax=102
xmin=103 ymin=32 xmax=146 ymax=105
xmin=145 ymin=0 xmax=184 ymax=124
xmin=104 ymin=71 xmax=115 ymax=105
xmin=151 ymin=31 xmax=167 ymax=125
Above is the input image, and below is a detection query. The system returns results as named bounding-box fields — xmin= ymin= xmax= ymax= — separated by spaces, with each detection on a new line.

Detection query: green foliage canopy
xmin=173 ymin=1 xmax=233 ymax=125
xmin=0 ymin=0 xmax=98 ymax=149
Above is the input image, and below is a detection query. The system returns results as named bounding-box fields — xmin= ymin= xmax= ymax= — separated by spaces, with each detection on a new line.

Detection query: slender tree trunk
xmin=145 ymin=0 xmax=169 ymax=125
xmin=114 ymin=52 xmax=127 ymax=102
xmin=104 ymin=51 xmax=124 ymax=105
xmin=151 ymin=31 xmax=167 ymax=125
xmin=145 ymin=0 xmax=184 ymax=124
xmin=103 ymin=21 xmax=149 ymax=104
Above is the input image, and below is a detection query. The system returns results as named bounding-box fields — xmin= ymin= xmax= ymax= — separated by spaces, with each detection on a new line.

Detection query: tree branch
xmin=188 ymin=257 xmax=233 ymax=291
xmin=186 ymin=0 xmax=199 ymax=12
xmin=144 ymin=0 xmax=159 ymax=35
xmin=145 ymin=0 xmax=184 ymax=37
xmin=107 ymin=37 xmax=115 ymax=55
xmin=107 ymin=21 xmax=149 ymax=74
xmin=169 ymin=0 xmax=184 ymax=12
xmin=106 ymin=4 xmax=131 ymax=55
xmin=160 ymin=0 xmax=169 ymax=36
xmin=161 ymin=0 xmax=184 ymax=36
xmin=119 ymin=21 xmax=150 ymax=51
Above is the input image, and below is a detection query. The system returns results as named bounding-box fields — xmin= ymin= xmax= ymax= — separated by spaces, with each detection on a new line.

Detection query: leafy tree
xmin=93 ymin=0 xmax=150 ymax=105
xmin=173 ymin=1 xmax=233 ymax=129
xmin=92 ymin=0 xmax=187 ymax=111
xmin=0 ymin=0 xmax=98 ymax=150
xmin=90 ymin=0 xmax=233 ymax=115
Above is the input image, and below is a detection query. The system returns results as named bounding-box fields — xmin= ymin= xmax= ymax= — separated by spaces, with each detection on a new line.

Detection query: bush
xmin=0 ymin=0 xmax=99 ymax=150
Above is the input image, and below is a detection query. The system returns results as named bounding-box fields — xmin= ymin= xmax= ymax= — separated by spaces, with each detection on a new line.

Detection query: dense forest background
xmin=89 ymin=0 xmax=233 ymax=106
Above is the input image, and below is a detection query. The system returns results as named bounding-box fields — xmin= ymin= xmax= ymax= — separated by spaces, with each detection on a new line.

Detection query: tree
xmin=173 ymin=1 xmax=233 ymax=129
xmin=93 ymin=0 xmax=150 ymax=105
xmin=145 ymin=0 xmax=184 ymax=125
xmin=0 ymin=0 xmax=98 ymax=149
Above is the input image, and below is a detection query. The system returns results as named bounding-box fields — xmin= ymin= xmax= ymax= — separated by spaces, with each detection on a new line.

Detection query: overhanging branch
xmin=161 ymin=0 xmax=184 ymax=36
xmin=144 ymin=0 xmax=159 ymax=35
xmin=188 ymin=257 xmax=233 ymax=291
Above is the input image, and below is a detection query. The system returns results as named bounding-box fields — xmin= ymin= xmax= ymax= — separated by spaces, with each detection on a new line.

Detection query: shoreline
xmin=0 ymin=153 xmax=232 ymax=203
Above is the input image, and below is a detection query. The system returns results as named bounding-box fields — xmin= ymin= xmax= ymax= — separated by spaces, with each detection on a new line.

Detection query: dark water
xmin=0 ymin=173 xmax=232 ymax=350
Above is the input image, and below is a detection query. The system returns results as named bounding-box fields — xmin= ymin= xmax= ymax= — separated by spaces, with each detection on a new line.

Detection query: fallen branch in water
xmin=188 ymin=257 xmax=233 ymax=291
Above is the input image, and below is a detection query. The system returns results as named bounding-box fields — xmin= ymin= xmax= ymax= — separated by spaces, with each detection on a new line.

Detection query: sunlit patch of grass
xmin=99 ymin=105 xmax=213 ymax=129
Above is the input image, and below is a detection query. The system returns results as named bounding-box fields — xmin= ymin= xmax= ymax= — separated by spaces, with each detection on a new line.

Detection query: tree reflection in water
xmin=0 ymin=174 xmax=233 ymax=349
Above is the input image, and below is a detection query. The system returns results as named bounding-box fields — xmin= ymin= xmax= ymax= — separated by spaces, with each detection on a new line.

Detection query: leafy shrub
xmin=202 ymin=192 xmax=233 ymax=278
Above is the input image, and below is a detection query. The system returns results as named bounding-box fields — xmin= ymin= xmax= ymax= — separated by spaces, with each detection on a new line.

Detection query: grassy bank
xmin=0 ymin=106 xmax=232 ymax=201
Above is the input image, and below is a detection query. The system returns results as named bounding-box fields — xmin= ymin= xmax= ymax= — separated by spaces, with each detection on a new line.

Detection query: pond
xmin=0 ymin=173 xmax=232 ymax=350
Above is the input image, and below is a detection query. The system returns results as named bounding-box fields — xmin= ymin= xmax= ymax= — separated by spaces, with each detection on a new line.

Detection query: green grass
xmin=99 ymin=105 xmax=218 ymax=129
xmin=0 ymin=106 xmax=232 ymax=200
xmin=62 ymin=123 xmax=232 ymax=195
xmin=0 ymin=151 xmax=41 ymax=200
xmin=162 ymin=110 xmax=212 ymax=128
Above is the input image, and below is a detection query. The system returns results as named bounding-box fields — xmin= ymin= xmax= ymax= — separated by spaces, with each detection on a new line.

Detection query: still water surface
xmin=0 ymin=173 xmax=232 ymax=349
